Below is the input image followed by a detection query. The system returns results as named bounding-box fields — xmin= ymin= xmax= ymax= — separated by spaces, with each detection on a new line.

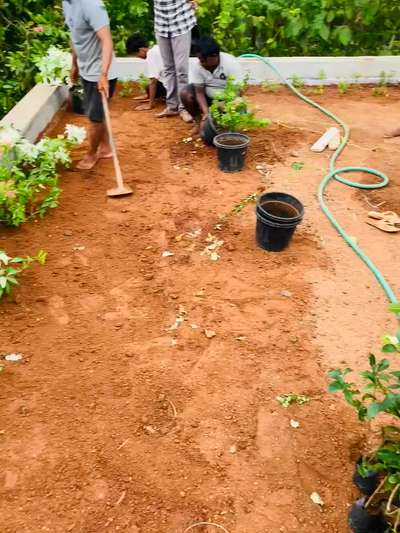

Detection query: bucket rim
xmin=257 ymin=191 xmax=304 ymax=222
xmin=256 ymin=209 xmax=300 ymax=229
xmin=214 ymin=132 xmax=250 ymax=150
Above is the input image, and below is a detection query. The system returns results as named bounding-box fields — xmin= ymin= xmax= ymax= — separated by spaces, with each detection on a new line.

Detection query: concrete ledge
xmin=116 ymin=55 xmax=400 ymax=84
xmin=0 ymin=84 xmax=68 ymax=142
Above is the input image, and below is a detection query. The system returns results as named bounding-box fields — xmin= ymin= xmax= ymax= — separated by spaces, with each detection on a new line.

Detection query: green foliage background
xmin=1 ymin=0 xmax=400 ymax=117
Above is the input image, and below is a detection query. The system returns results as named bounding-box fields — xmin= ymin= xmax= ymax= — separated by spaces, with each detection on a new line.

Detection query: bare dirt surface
xmin=2 ymin=85 xmax=400 ymax=533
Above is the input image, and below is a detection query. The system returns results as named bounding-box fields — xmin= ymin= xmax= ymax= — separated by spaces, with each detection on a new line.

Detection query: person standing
xmin=154 ymin=0 xmax=196 ymax=123
xmin=62 ymin=0 xmax=117 ymax=170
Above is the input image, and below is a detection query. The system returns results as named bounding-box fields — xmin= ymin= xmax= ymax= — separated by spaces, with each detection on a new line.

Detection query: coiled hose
xmin=240 ymin=53 xmax=397 ymax=304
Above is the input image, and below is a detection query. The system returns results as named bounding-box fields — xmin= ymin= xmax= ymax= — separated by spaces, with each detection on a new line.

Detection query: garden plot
xmin=1 ymin=85 xmax=400 ymax=532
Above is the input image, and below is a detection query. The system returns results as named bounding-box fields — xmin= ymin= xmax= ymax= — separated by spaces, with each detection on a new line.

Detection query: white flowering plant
xmin=35 ymin=46 xmax=72 ymax=86
xmin=0 ymin=124 xmax=86 ymax=226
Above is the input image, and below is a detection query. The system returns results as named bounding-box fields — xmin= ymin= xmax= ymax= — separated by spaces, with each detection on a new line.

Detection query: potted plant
xmin=328 ymin=303 xmax=400 ymax=533
xmin=201 ymin=77 xmax=270 ymax=172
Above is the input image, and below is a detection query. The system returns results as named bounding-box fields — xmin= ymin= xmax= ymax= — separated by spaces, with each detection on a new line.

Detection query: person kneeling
xmin=180 ymin=35 xmax=243 ymax=134
xmin=126 ymin=34 xmax=167 ymax=111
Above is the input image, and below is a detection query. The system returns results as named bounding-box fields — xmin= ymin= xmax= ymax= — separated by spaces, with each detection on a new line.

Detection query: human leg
xmin=156 ymin=34 xmax=179 ymax=112
xmin=171 ymin=31 xmax=192 ymax=113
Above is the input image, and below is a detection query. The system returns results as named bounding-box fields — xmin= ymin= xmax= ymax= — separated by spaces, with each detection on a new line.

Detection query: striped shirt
xmin=154 ymin=0 xmax=196 ymax=38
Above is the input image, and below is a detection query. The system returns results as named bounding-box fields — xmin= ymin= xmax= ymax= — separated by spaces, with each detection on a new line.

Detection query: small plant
xmin=0 ymin=250 xmax=47 ymax=299
xmin=215 ymin=192 xmax=257 ymax=229
xmin=313 ymin=69 xmax=326 ymax=95
xmin=338 ymin=80 xmax=350 ymax=95
xmin=291 ymin=161 xmax=304 ymax=171
xmin=35 ymin=46 xmax=71 ymax=86
xmin=0 ymin=124 xmax=86 ymax=227
xmin=373 ymin=86 xmax=388 ymax=97
xmin=372 ymin=70 xmax=389 ymax=97
xmin=261 ymin=80 xmax=281 ymax=93
xmin=210 ymin=77 xmax=270 ymax=132
xmin=276 ymin=393 xmax=310 ymax=407
xmin=328 ymin=303 xmax=400 ymax=530
xmin=120 ymin=78 xmax=134 ymax=98
xmin=290 ymin=74 xmax=304 ymax=89
xmin=138 ymin=73 xmax=150 ymax=94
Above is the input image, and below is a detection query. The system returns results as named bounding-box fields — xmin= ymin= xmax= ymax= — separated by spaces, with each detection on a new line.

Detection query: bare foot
xmin=133 ymin=95 xmax=149 ymax=101
xmin=156 ymin=107 xmax=179 ymax=118
xmin=384 ymin=127 xmax=400 ymax=138
xmin=76 ymin=154 xmax=98 ymax=170
xmin=96 ymin=148 xmax=113 ymax=160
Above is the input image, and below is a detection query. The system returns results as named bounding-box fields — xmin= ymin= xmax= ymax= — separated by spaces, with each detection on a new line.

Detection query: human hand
xmin=191 ymin=0 xmax=198 ymax=10
xmin=98 ymin=73 xmax=109 ymax=98
xmin=135 ymin=102 xmax=153 ymax=111
xmin=70 ymin=64 xmax=79 ymax=84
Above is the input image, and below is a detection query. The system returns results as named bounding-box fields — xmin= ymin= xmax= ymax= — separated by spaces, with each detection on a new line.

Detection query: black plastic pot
xmin=257 ymin=192 xmax=304 ymax=224
xmin=201 ymin=115 xmax=219 ymax=146
xmin=213 ymin=133 xmax=250 ymax=173
xmin=69 ymin=88 xmax=85 ymax=115
xmin=353 ymin=460 xmax=379 ymax=496
xmin=255 ymin=192 xmax=304 ymax=252
xmin=348 ymin=497 xmax=387 ymax=533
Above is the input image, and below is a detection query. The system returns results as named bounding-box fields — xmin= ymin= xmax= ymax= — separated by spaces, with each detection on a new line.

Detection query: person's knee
xmin=180 ymin=85 xmax=194 ymax=104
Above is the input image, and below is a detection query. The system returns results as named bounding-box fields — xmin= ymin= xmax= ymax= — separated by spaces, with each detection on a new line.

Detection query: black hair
xmin=195 ymin=35 xmax=220 ymax=58
xmin=126 ymin=33 xmax=148 ymax=55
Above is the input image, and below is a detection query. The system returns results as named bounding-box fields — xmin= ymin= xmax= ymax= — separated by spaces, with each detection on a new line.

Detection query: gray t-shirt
xmin=62 ymin=0 xmax=117 ymax=82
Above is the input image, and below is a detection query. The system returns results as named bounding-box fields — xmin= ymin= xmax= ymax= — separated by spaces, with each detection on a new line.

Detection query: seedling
xmin=338 ymin=80 xmax=350 ymax=95
xmin=276 ymin=393 xmax=310 ymax=408
xmin=120 ymin=78 xmax=134 ymax=98
xmin=290 ymin=74 xmax=304 ymax=89
xmin=215 ymin=192 xmax=257 ymax=229
xmin=0 ymin=250 xmax=47 ymax=299
xmin=261 ymin=80 xmax=281 ymax=93
xmin=313 ymin=69 xmax=326 ymax=95
xmin=291 ymin=161 xmax=304 ymax=171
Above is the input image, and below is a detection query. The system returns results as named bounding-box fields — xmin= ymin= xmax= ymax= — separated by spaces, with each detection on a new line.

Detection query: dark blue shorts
xmin=81 ymin=78 xmax=118 ymax=123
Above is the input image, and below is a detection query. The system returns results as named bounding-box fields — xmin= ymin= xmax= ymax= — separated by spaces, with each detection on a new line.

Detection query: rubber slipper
xmin=366 ymin=219 xmax=400 ymax=232
xmin=368 ymin=211 xmax=400 ymax=225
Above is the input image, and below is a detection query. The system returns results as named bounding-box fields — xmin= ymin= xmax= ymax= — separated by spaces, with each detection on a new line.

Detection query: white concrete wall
xmin=1 ymin=56 xmax=399 ymax=141
xmin=116 ymin=56 xmax=400 ymax=85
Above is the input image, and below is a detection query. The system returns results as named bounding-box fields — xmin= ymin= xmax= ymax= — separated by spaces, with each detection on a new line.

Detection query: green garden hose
xmin=240 ymin=53 xmax=397 ymax=304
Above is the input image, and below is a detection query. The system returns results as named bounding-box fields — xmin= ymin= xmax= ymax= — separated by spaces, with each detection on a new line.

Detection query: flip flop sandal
xmin=366 ymin=219 xmax=400 ymax=233
xmin=368 ymin=210 xmax=400 ymax=226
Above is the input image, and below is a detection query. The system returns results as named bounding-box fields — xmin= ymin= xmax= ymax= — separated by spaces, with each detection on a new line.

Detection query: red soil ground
xmin=2 ymin=85 xmax=400 ymax=532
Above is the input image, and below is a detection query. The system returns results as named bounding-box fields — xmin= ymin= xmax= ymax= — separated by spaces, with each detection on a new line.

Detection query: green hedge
xmin=1 ymin=0 xmax=399 ymax=118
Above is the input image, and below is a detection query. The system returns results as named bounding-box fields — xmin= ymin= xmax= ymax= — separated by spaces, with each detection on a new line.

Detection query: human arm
xmin=70 ymin=45 xmax=79 ymax=84
xmin=96 ymin=25 xmax=113 ymax=97
xmin=136 ymin=78 xmax=157 ymax=110
xmin=195 ymin=86 xmax=209 ymax=124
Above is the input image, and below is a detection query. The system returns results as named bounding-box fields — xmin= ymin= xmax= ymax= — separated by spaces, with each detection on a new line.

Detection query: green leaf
xmin=367 ymin=402 xmax=383 ymax=418
xmin=338 ymin=26 xmax=352 ymax=46
xmin=291 ymin=162 xmax=304 ymax=171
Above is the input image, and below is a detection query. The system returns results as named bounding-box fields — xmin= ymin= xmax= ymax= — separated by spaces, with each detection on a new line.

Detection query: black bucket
xmin=201 ymin=115 xmax=218 ymax=146
xmin=348 ymin=497 xmax=387 ymax=533
xmin=255 ymin=192 xmax=304 ymax=252
xmin=213 ymin=133 xmax=250 ymax=173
